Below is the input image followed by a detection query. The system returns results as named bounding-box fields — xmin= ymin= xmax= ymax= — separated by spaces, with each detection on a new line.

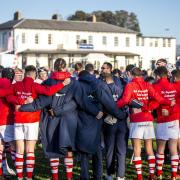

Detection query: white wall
xmin=136 ymin=37 xmax=176 ymax=69
xmin=0 ymin=28 xmax=175 ymax=70
xmin=14 ymin=29 xmax=138 ymax=52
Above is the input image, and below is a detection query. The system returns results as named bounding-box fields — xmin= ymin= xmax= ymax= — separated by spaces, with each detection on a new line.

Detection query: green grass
xmin=5 ymin=144 xmax=173 ymax=180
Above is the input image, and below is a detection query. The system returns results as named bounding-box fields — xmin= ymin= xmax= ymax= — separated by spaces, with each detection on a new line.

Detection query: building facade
xmin=0 ymin=13 xmax=176 ymax=70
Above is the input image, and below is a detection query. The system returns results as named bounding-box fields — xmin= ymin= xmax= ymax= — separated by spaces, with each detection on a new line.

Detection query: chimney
xmin=92 ymin=14 xmax=97 ymax=23
xmin=52 ymin=14 xmax=60 ymax=20
xmin=14 ymin=11 xmax=22 ymax=20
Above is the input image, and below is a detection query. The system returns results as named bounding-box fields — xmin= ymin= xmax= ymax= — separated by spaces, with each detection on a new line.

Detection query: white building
xmin=0 ymin=12 xmax=176 ymax=70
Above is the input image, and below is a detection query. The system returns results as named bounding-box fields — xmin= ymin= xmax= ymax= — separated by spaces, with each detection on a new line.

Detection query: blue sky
xmin=1 ymin=0 xmax=180 ymax=43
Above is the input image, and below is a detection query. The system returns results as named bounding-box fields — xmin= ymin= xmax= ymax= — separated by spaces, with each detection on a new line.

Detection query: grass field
xmin=5 ymin=144 xmax=173 ymax=180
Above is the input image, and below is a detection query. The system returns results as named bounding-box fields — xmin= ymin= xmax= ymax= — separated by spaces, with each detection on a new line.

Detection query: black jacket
xmin=76 ymin=74 xmax=126 ymax=154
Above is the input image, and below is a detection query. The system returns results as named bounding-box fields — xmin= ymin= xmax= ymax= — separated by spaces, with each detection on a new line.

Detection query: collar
xmin=132 ymin=77 xmax=144 ymax=82
xmin=157 ymin=77 xmax=169 ymax=84
xmin=23 ymin=76 xmax=34 ymax=83
xmin=51 ymin=71 xmax=71 ymax=80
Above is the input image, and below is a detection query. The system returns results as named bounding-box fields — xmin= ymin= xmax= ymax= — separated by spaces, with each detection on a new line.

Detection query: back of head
xmin=126 ymin=64 xmax=135 ymax=72
xmin=25 ymin=65 xmax=36 ymax=75
xmin=154 ymin=66 xmax=168 ymax=78
xmin=74 ymin=62 xmax=83 ymax=71
xmin=38 ymin=67 xmax=48 ymax=75
xmin=131 ymin=67 xmax=142 ymax=77
xmin=142 ymin=70 xmax=148 ymax=77
xmin=54 ymin=58 xmax=66 ymax=72
xmin=144 ymin=76 xmax=155 ymax=84
xmin=2 ymin=68 xmax=15 ymax=82
xmin=113 ymin=69 xmax=122 ymax=76
xmin=78 ymin=70 xmax=90 ymax=78
xmin=85 ymin=63 xmax=94 ymax=73
xmin=94 ymin=70 xmax=99 ymax=75
xmin=25 ymin=65 xmax=37 ymax=80
xmin=172 ymin=69 xmax=180 ymax=80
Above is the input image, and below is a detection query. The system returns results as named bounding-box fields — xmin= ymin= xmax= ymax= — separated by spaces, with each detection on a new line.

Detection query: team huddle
xmin=0 ymin=58 xmax=180 ymax=180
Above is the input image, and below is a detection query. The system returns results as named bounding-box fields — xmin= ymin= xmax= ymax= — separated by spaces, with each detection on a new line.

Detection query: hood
xmin=51 ymin=71 xmax=71 ymax=81
xmin=79 ymin=74 xmax=100 ymax=90
xmin=132 ymin=77 xmax=144 ymax=83
xmin=79 ymin=74 xmax=96 ymax=83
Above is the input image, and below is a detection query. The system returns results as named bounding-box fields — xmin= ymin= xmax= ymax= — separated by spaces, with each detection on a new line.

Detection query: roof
xmin=0 ymin=19 xmax=23 ymax=30
xmin=0 ymin=19 xmax=136 ymax=34
xmin=18 ymin=49 xmax=139 ymax=56
xmin=140 ymin=35 xmax=176 ymax=39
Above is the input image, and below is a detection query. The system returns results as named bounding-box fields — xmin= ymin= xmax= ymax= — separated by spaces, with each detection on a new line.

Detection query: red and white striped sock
xmin=15 ymin=153 xmax=24 ymax=179
xmin=133 ymin=157 xmax=142 ymax=180
xmin=156 ymin=153 xmax=164 ymax=176
xmin=171 ymin=155 xmax=179 ymax=178
xmin=148 ymin=155 xmax=156 ymax=178
xmin=64 ymin=155 xmax=73 ymax=180
xmin=26 ymin=152 xmax=35 ymax=179
xmin=50 ymin=158 xmax=59 ymax=180
xmin=0 ymin=150 xmax=3 ymax=176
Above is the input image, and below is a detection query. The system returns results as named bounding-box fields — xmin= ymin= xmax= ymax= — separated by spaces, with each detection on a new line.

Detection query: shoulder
xmin=96 ymin=79 xmax=107 ymax=90
xmin=64 ymin=78 xmax=78 ymax=91
xmin=113 ymin=76 xmax=122 ymax=85
xmin=125 ymin=81 xmax=134 ymax=88
xmin=13 ymin=81 xmax=21 ymax=87
xmin=169 ymin=82 xmax=176 ymax=89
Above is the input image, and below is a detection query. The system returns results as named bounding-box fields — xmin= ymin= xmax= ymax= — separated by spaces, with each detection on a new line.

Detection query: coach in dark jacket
xmin=78 ymin=63 xmax=126 ymax=180
xmin=101 ymin=62 xmax=128 ymax=180
xmin=77 ymin=70 xmax=126 ymax=154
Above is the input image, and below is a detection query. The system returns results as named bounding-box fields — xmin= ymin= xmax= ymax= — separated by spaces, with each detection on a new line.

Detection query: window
xmin=81 ymin=39 xmax=87 ymax=44
xmin=35 ymin=34 xmax=39 ymax=44
xmin=141 ymin=38 xmax=144 ymax=46
xmin=48 ymin=34 xmax=52 ymax=44
xmin=114 ymin=36 xmax=119 ymax=47
xmin=136 ymin=38 xmax=139 ymax=46
xmin=163 ymin=39 xmax=166 ymax=47
xmin=22 ymin=33 xmax=26 ymax=44
xmin=2 ymin=32 xmax=7 ymax=46
xmin=126 ymin=37 xmax=130 ymax=47
xmin=76 ymin=35 xmax=80 ymax=44
xmin=149 ymin=41 xmax=153 ymax=47
xmin=168 ymin=39 xmax=171 ymax=47
xmin=88 ymin=36 xmax=93 ymax=44
xmin=102 ymin=36 xmax=107 ymax=45
xmin=155 ymin=39 xmax=158 ymax=47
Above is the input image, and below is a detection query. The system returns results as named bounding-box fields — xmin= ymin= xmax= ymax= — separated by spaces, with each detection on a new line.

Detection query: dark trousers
xmin=103 ymin=120 xmax=128 ymax=177
xmin=80 ymin=147 xmax=103 ymax=180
